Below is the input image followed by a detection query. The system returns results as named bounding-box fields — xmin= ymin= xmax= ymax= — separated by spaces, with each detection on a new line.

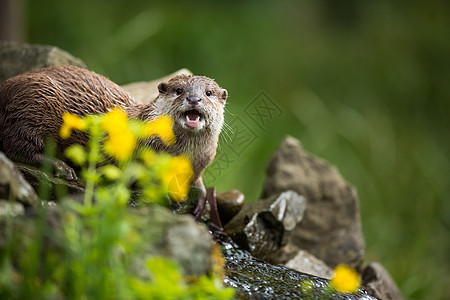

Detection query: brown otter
xmin=0 ymin=66 xmax=228 ymax=198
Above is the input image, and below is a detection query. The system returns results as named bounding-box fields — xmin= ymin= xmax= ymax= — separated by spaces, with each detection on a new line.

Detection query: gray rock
xmin=129 ymin=206 xmax=214 ymax=278
xmin=0 ymin=202 xmax=214 ymax=280
xmin=216 ymin=189 xmax=245 ymax=226
xmin=283 ymin=249 xmax=333 ymax=279
xmin=362 ymin=262 xmax=404 ymax=300
xmin=262 ymin=136 xmax=365 ymax=269
xmin=122 ymin=68 xmax=192 ymax=103
xmin=0 ymin=41 xmax=86 ymax=83
xmin=0 ymin=200 xmax=25 ymax=217
xmin=224 ymin=190 xmax=306 ymax=263
xmin=163 ymin=215 xmax=213 ymax=276
xmin=0 ymin=152 xmax=38 ymax=207
xmin=0 ymin=204 xmax=64 ymax=263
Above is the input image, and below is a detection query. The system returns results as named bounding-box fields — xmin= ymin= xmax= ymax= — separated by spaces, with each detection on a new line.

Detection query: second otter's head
xmin=154 ymin=75 xmax=227 ymax=135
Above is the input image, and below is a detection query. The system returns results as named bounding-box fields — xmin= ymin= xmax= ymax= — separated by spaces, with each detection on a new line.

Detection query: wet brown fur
xmin=0 ymin=66 xmax=227 ymax=189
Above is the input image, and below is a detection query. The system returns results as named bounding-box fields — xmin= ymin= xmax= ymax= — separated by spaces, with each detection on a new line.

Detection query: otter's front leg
xmin=42 ymin=157 xmax=78 ymax=181
xmin=29 ymin=153 xmax=78 ymax=181
xmin=191 ymin=177 xmax=207 ymax=220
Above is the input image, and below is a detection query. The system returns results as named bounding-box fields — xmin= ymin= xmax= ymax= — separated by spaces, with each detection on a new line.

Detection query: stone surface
xmin=0 ymin=205 xmax=65 ymax=270
xmin=15 ymin=163 xmax=85 ymax=201
xmin=0 ymin=152 xmax=38 ymax=207
xmin=283 ymin=249 xmax=333 ymax=279
xmin=129 ymin=206 xmax=214 ymax=278
xmin=0 ymin=200 xmax=25 ymax=217
xmin=0 ymin=202 xmax=213 ymax=279
xmin=0 ymin=41 xmax=86 ymax=83
xmin=362 ymin=262 xmax=404 ymax=300
xmin=122 ymin=68 xmax=192 ymax=103
xmin=262 ymin=136 xmax=365 ymax=269
xmin=216 ymin=189 xmax=245 ymax=226
xmin=224 ymin=190 xmax=306 ymax=263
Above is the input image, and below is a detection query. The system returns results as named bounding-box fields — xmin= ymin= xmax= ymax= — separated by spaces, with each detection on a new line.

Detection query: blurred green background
xmin=11 ymin=0 xmax=450 ymax=299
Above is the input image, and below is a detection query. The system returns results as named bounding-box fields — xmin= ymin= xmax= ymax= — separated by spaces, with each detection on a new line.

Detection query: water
xmin=220 ymin=241 xmax=377 ymax=300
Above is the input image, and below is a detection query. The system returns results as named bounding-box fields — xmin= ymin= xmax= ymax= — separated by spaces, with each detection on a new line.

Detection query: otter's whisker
xmin=220 ymin=121 xmax=234 ymax=145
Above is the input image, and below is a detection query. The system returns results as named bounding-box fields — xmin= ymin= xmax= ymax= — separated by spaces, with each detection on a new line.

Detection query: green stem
xmin=84 ymin=159 xmax=96 ymax=208
xmin=84 ymin=116 xmax=102 ymax=207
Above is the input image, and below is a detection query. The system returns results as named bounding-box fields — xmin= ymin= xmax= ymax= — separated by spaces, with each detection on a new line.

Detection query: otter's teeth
xmin=186 ymin=115 xmax=200 ymax=122
xmin=185 ymin=111 xmax=202 ymax=128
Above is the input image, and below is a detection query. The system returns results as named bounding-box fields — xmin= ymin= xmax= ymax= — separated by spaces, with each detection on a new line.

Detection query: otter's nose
xmin=186 ymin=96 xmax=202 ymax=105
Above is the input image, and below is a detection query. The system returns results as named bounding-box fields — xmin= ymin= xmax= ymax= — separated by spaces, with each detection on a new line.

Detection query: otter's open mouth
xmin=183 ymin=109 xmax=203 ymax=129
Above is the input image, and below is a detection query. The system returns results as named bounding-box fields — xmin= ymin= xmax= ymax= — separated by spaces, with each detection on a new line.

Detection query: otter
xmin=0 ymin=66 xmax=228 ymax=198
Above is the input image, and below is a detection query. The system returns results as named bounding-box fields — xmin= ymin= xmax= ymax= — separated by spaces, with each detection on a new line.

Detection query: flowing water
xmin=221 ymin=241 xmax=377 ymax=300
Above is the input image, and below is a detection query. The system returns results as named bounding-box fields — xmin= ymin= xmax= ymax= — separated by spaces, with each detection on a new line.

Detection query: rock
xmin=0 ymin=201 xmax=214 ymax=280
xmin=0 ymin=41 xmax=86 ymax=83
xmin=122 ymin=68 xmax=192 ymax=103
xmin=15 ymin=163 xmax=85 ymax=201
xmin=362 ymin=262 xmax=404 ymax=300
xmin=224 ymin=190 xmax=306 ymax=263
xmin=262 ymin=136 xmax=365 ymax=269
xmin=0 ymin=205 xmax=65 ymax=269
xmin=162 ymin=216 xmax=212 ymax=276
xmin=216 ymin=189 xmax=245 ymax=226
xmin=283 ymin=249 xmax=333 ymax=279
xmin=128 ymin=206 xmax=214 ymax=278
xmin=0 ymin=152 xmax=38 ymax=207
xmin=0 ymin=200 xmax=25 ymax=217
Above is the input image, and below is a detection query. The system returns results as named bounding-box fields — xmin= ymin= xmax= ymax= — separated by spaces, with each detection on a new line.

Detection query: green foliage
xmin=0 ymin=112 xmax=234 ymax=299
xmin=130 ymin=258 xmax=234 ymax=300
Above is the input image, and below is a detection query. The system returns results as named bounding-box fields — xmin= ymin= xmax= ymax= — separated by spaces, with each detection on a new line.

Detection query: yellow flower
xmin=162 ymin=155 xmax=193 ymax=202
xmin=330 ymin=264 xmax=360 ymax=293
xmin=102 ymin=108 xmax=137 ymax=162
xmin=140 ymin=149 xmax=158 ymax=166
xmin=104 ymin=130 xmax=136 ymax=162
xmin=102 ymin=107 xmax=129 ymax=135
xmin=143 ymin=115 xmax=176 ymax=147
xmin=60 ymin=112 xmax=86 ymax=139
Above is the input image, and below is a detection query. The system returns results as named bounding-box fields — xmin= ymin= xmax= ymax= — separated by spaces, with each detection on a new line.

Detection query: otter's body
xmin=0 ymin=66 xmax=227 ymax=192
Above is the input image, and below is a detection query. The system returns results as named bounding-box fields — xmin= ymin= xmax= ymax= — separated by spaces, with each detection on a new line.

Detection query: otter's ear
xmin=158 ymin=82 xmax=168 ymax=94
xmin=221 ymin=89 xmax=228 ymax=102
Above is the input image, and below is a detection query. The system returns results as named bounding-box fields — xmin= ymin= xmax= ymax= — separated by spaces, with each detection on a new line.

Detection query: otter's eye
xmin=176 ymin=88 xmax=183 ymax=95
xmin=206 ymin=91 xmax=213 ymax=97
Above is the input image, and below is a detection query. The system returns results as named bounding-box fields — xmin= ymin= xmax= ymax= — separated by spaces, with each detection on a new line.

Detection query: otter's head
xmin=155 ymin=75 xmax=227 ymax=135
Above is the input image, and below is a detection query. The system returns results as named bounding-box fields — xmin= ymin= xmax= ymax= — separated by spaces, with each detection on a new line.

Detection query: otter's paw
xmin=53 ymin=159 xmax=78 ymax=181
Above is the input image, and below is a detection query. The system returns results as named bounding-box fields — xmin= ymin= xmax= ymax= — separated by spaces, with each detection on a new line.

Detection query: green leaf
xmin=64 ymin=144 xmax=87 ymax=166
xmin=100 ymin=165 xmax=122 ymax=180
